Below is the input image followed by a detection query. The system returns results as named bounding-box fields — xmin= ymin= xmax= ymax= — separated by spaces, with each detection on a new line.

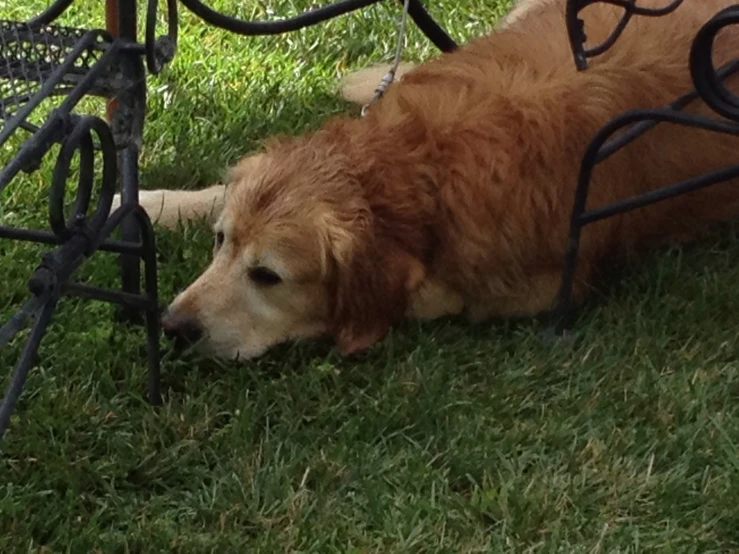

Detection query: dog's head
xmin=162 ymin=126 xmax=429 ymax=361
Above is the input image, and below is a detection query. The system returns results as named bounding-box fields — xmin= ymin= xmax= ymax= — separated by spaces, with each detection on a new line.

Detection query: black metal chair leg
xmin=118 ymin=147 xmax=143 ymax=322
xmin=137 ymin=207 xmax=163 ymax=406
xmin=553 ymin=222 xmax=584 ymax=335
xmin=0 ymin=295 xmax=59 ymax=439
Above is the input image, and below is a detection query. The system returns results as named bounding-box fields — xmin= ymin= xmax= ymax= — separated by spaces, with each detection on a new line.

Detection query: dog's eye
xmin=248 ymin=266 xmax=282 ymax=286
xmin=215 ymin=231 xmax=225 ymax=248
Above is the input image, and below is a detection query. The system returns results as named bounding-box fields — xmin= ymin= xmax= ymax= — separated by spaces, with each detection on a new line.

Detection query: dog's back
xmin=345 ymin=0 xmax=739 ymax=308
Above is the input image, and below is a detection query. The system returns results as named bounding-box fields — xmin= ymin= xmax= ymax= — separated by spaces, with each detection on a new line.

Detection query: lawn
xmin=2 ymin=0 xmax=739 ymax=551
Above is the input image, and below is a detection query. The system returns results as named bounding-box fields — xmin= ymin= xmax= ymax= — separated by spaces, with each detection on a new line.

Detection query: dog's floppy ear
xmin=328 ymin=230 xmax=425 ymax=356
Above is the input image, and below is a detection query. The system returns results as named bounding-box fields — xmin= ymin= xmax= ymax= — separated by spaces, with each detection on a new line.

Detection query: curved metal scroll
xmin=26 ymin=0 xmax=76 ymax=26
xmin=566 ymin=0 xmax=684 ymax=69
xmin=178 ymin=0 xmax=457 ymax=51
xmin=48 ymin=115 xmax=117 ymax=241
xmin=690 ymin=4 xmax=739 ymax=122
xmin=179 ymin=0 xmax=386 ymax=35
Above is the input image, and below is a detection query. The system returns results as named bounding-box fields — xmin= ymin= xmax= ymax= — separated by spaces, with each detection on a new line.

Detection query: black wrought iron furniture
xmin=553 ymin=0 xmax=739 ymax=334
xmin=0 ymin=0 xmax=456 ymax=441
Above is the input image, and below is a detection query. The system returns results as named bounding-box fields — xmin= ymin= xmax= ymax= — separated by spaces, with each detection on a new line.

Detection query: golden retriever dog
xmin=120 ymin=0 xmax=739 ymax=360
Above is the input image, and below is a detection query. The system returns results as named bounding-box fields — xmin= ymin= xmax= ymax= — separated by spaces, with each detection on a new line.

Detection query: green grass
xmin=2 ymin=0 xmax=739 ymax=551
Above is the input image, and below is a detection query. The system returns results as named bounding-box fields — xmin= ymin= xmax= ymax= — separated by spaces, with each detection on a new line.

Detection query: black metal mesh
xmin=0 ymin=20 xmax=108 ymax=124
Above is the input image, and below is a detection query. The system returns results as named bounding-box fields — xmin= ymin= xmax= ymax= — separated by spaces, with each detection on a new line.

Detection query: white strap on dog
xmin=361 ymin=0 xmax=411 ymax=117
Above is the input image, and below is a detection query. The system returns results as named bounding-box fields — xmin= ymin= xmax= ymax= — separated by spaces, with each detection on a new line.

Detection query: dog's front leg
xmin=110 ymin=184 xmax=227 ymax=230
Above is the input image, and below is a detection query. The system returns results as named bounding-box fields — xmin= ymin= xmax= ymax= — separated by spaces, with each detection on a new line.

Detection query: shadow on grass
xmin=137 ymin=67 xmax=357 ymax=192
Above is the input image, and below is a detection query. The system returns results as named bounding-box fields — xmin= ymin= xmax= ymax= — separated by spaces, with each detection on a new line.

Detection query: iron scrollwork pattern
xmin=554 ymin=2 xmax=739 ymax=333
xmin=566 ymin=0 xmax=684 ymax=70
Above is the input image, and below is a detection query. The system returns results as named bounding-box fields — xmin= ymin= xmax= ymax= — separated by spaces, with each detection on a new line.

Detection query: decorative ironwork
xmin=176 ymin=0 xmax=456 ymax=51
xmin=0 ymin=0 xmax=456 ymax=441
xmin=566 ymin=0 xmax=684 ymax=70
xmin=146 ymin=0 xmax=178 ymax=74
xmin=26 ymin=0 xmax=76 ymax=26
xmin=553 ymin=2 xmax=739 ymax=334
xmin=0 ymin=19 xmax=162 ymax=438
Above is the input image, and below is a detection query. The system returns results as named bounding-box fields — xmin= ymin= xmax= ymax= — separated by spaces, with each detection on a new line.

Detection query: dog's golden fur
xmin=142 ymin=0 xmax=739 ymax=360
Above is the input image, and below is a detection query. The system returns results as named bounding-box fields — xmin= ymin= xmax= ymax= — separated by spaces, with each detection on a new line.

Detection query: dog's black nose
xmin=161 ymin=310 xmax=204 ymax=347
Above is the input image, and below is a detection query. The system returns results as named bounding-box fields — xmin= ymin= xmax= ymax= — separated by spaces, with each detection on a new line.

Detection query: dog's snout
xmin=161 ymin=310 xmax=204 ymax=347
